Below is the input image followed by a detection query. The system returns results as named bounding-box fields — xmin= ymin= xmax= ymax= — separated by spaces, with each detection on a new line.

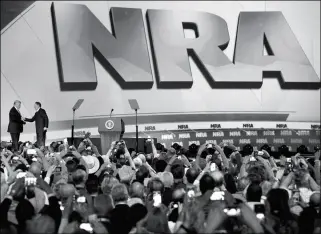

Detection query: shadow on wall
xmin=1 ymin=1 xmax=35 ymax=31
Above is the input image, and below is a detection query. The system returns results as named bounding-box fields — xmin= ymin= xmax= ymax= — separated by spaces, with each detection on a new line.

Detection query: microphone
xmin=110 ymin=109 xmax=114 ymax=118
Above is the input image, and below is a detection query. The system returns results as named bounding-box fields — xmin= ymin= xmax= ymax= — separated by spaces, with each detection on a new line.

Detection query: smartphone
xmin=76 ymin=196 xmax=86 ymax=203
xmin=86 ymin=146 xmax=92 ymax=151
xmin=153 ymin=192 xmax=162 ymax=207
xmin=58 ymin=201 xmax=64 ymax=211
xmin=79 ymin=223 xmax=93 ymax=233
xmin=177 ymin=156 xmax=182 ymax=160
xmin=63 ymin=138 xmax=68 ymax=144
xmin=210 ymin=163 xmax=217 ymax=172
xmin=249 ymin=156 xmax=257 ymax=162
xmin=187 ymin=189 xmax=195 ymax=201
xmin=207 ymin=144 xmax=213 ymax=148
xmin=25 ymin=177 xmax=37 ymax=186
xmin=257 ymin=151 xmax=264 ymax=156
xmin=286 ymin=158 xmax=292 ymax=163
xmin=254 ymin=204 xmax=265 ymax=220
xmin=54 ymin=166 xmax=62 ymax=172
xmin=31 ymin=157 xmax=38 ymax=162
xmin=27 ymin=149 xmax=37 ymax=155
xmin=210 ymin=191 xmax=225 ymax=201
xmin=12 ymin=156 xmax=19 ymax=161
xmin=224 ymin=206 xmax=241 ymax=217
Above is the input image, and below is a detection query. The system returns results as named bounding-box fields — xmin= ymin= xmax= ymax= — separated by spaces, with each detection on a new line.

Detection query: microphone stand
xmin=135 ymin=109 xmax=138 ymax=153
xmin=71 ymin=108 xmax=75 ymax=146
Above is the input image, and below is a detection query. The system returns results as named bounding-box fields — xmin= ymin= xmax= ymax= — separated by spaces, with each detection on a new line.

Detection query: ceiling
xmin=1 ymin=1 xmax=35 ymax=31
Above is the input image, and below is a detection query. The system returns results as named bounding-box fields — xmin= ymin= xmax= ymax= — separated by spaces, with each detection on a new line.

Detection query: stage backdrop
xmin=1 ymin=1 xmax=320 ymax=142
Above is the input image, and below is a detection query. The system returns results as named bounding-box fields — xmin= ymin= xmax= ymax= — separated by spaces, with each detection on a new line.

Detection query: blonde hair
xmin=159 ymin=172 xmax=174 ymax=188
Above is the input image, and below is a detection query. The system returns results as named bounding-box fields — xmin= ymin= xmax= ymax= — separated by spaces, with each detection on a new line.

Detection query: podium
xmin=98 ymin=117 xmax=125 ymax=155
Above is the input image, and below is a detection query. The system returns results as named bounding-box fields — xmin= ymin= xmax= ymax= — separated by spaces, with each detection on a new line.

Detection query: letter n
xmin=51 ymin=3 xmax=153 ymax=91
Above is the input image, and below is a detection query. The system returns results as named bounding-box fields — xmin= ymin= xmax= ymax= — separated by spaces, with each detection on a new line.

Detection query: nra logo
xmin=276 ymin=124 xmax=288 ymax=128
xmin=51 ymin=3 xmax=320 ymax=91
xmin=210 ymin=124 xmax=221 ymax=129
xmin=243 ymin=124 xmax=253 ymax=128
xmin=311 ymin=124 xmax=321 ymax=130
xmin=145 ymin=126 xmax=156 ymax=131
xmin=178 ymin=125 xmax=189 ymax=130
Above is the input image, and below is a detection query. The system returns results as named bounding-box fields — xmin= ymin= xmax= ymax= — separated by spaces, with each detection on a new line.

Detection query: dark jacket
xmin=7 ymin=107 xmax=25 ymax=133
xmin=25 ymin=108 xmax=49 ymax=133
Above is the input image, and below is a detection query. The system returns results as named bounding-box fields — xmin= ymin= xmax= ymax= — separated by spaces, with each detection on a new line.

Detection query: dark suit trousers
xmin=10 ymin=133 xmax=20 ymax=151
xmin=36 ymin=130 xmax=46 ymax=147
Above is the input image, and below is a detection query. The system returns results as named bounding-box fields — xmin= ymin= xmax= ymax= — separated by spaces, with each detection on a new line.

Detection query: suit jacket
xmin=7 ymin=107 xmax=25 ymax=133
xmin=25 ymin=108 xmax=49 ymax=133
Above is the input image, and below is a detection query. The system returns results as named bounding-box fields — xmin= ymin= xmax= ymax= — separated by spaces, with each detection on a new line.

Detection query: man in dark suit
xmin=7 ymin=100 xmax=25 ymax=151
xmin=24 ymin=102 xmax=49 ymax=147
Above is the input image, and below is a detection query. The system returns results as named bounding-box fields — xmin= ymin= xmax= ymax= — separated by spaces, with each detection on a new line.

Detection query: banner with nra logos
xmin=123 ymin=122 xmax=320 ymax=151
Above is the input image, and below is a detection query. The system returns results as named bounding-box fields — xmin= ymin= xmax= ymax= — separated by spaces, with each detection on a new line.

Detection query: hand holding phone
xmin=27 ymin=149 xmax=37 ymax=155
xmin=80 ymin=223 xmax=93 ymax=233
xmin=210 ymin=163 xmax=217 ymax=172
xmin=224 ymin=206 xmax=241 ymax=217
xmin=254 ymin=204 xmax=265 ymax=220
xmin=210 ymin=191 xmax=225 ymax=201
xmin=153 ymin=192 xmax=162 ymax=207
xmin=76 ymin=196 xmax=86 ymax=203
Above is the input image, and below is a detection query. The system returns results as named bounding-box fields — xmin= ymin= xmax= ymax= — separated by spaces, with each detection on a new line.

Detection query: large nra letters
xmin=51 ymin=3 xmax=320 ymax=91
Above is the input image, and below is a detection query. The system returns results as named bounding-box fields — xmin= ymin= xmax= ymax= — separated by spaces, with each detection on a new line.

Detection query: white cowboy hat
xmin=81 ymin=155 xmax=100 ymax=174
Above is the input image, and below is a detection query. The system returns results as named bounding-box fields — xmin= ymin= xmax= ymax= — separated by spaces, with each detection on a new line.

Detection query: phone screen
xmin=79 ymin=223 xmax=93 ymax=233
xmin=249 ymin=156 xmax=257 ymax=162
xmin=224 ymin=207 xmax=241 ymax=216
xmin=254 ymin=204 xmax=265 ymax=220
xmin=27 ymin=149 xmax=37 ymax=155
xmin=76 ymin=196 xmax=86 ymax=203
xmin=153 ymin=192 xmax=162 ymax=207
xmin=210 ymin=163 xmax=217 ymax=172
xmin=55 ymin=166 xmax=62 ymax=172
xmin=210 ymin=191 xmax=225 ymax=201
xmin=257 ymin=151 xmax=264 ymax=156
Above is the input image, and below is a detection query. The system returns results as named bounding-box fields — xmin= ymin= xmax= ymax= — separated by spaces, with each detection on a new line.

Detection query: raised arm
xmin=195 ymin=143 xmax=207 ymax=170
xmin=214 ymin=143 xmax=229 ymax=170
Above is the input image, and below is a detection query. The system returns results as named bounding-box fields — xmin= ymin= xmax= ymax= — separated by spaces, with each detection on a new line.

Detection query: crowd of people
xmin=0 ymin=135 xmax=320 ymax=234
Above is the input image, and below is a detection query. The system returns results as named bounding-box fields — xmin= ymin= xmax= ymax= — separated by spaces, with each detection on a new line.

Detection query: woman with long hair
xmin=264 ymin=188 xmax=298 ymax=234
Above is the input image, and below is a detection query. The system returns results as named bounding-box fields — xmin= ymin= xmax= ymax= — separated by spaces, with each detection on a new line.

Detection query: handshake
xmin=21 ymin=116 xmax=26 ymax=122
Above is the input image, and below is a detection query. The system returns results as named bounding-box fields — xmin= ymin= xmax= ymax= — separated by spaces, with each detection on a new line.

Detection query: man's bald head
xmin=185 ymin=168 xmax=200 ymax=184
xmin=310 ymin=192 xmax=320 ymax=207
xmin=29 ymin=162 xmax=42 ymax=177
xmin=129 ymin=182 xmax=145 ymax=200
xmin=210 ymin=170 xmax=224 ymax=187
xmin=14 ymin=100 xmax=21 ymax=109
xmin=137 ymin=154 xmax=146 ymax=164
